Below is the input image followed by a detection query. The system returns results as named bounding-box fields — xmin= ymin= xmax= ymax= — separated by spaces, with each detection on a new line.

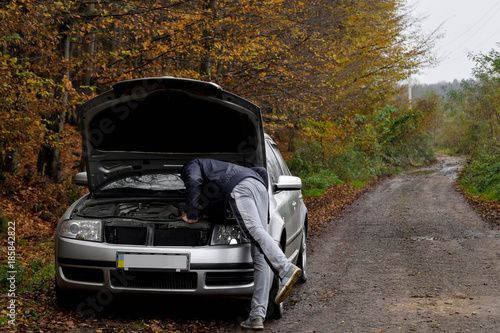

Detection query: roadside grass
xmin=0 ymin=241 xmax=55 ymax=293
xmin=459 ymin=162 xmax=500 ymax=202
xmin=406 ymin=170 xmax=437 ymax=176
xmin=458 ymin=140 xmax=500 ymax=202
xmin=291 ymin=139 xmax=436 ymax=198
xmin=433 ymin=148 xmax=463 ymax=156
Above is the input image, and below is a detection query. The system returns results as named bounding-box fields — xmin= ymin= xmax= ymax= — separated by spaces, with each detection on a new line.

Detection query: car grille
xmin=105 ymin=226 xmax=148 ymax=245
xmin=110 ymin=270 xmax=198 ymax=289
xmin=62 ymin=266 xmax=105 ymax=283
xmin=205 ymin=271 xmax=254 ymax=286
xmin=104 ymin=224 xmax=210 ymax=246
xmin=153 ymin=228 xmax=209 ymax=246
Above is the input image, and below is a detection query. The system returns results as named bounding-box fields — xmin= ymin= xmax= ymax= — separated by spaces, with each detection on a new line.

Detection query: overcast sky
xmin=408 ymin=0 xmax=500 ymax=84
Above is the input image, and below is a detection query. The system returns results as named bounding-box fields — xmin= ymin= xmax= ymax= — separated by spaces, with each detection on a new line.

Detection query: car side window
xmin=265 ymin=141 xmax=282 ymax=186
xmin=265 ymin=140 xmax=291 ymax=188
xmin=270 ymin=143 xmax=291 ymax=176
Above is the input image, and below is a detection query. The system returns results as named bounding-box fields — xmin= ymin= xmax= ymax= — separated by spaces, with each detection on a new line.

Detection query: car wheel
xmin=266 ymin=273 xmax=284 ymax=319
xmin=297 ymin=228 xmax=308 ymax=283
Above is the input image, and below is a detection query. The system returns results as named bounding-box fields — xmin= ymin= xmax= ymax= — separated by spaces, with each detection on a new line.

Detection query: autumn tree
xmin=442 ymin=46 xmax=500 ymax=201
xmin=0 ymin=2 xmax=59 ymax=174
xmin=439 ymin=46 xmax=500 ymax=154
xmin=0 ymin=0 xmax=435 ymax=182
xmin=252 ymin=0 xmax=436 ymax=152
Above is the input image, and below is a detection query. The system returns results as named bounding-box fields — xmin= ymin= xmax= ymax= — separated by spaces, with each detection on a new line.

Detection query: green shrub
xmin=382 ymin=136 xmax=435 ymax=168
xmin=289 ymin=132 xmax=435 ymax=198
xmin=300 ymin=168 xmax=342 ymax=197
xmin=459 ymin=140 xmax=500 ymax=200
xmin=0 ymin=252 xmax=55 ymax=292
xmin=289 ymin=101 xmax=437 ymax=197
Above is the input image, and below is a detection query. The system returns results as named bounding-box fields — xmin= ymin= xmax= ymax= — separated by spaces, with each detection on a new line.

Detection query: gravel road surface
xmin=260 ymin=154 xmax=500 ymax=332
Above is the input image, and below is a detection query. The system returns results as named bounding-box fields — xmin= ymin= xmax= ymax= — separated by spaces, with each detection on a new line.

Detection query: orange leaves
xmin=304 ymin=183 xmax=368 ymax=235
xmin=0 ymin=0 xmax=436 ymax=180
xmin=297 ymin=116 xmax=360 ymax=164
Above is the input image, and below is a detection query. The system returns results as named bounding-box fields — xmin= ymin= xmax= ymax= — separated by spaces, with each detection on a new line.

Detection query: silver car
xmin=55 ymin=77 xmax=308 ymax=319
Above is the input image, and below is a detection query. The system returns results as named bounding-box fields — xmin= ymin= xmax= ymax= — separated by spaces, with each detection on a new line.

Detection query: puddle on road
xmin=406 ymin=157 xmax=465 ymax=178
xmin=408 ymin=236 xmax=446 ymax=242
xmin=439 ymin=165 xmax=463 ymax=175
xmin=407 ymin=170 xmax=437 ymax=176
xmin=407 ymin=235 xmax=484 ymax=242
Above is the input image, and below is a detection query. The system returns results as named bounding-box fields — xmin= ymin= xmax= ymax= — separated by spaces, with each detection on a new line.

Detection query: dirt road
xmin=261 ymin=154 xmax=500 ymax=332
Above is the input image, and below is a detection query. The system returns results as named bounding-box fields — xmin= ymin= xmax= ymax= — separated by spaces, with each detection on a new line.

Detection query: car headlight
xmin=60 ymin=220 xmax=102 ymax=242
xmin=211 ymin=224 xmax=249 ymax=245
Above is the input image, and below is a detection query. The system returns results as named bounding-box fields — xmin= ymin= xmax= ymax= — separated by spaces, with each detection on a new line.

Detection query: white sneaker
xmin=275 ymin=264 xmax=302 ymax=304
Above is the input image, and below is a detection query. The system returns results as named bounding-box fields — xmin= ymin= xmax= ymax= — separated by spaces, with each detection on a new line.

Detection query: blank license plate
xmin=117 ymin=253 xmax=189 ymax=271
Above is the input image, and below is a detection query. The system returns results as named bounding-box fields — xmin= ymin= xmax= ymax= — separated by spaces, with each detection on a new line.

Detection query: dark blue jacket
xmin=181 ymin=158 xmax=268 ymax=220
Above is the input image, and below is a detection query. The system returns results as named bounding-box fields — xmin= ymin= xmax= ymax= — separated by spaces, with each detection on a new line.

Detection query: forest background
xmin=0 ymin=0 xmax=499 ymax=329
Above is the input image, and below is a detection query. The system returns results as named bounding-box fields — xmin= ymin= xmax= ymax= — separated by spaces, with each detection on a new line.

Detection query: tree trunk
xmin=36 ymin=18 xmax=72 ymax=183
xmin=37 ymin=110 xmax=65 ymax=183
xmin=0 ymin=143 xmax=20 ymax=173
xmin=83 ymin=4 xmax=96 ymax=94
xmin=199 ymin=0 xmax=219 ymax=78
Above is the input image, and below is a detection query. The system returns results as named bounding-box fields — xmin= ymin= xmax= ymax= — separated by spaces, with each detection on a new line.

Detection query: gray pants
xmin=229 ymin=178 xmax=292 ymax=320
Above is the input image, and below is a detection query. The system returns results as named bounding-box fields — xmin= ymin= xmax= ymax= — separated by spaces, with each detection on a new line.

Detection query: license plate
xmin=117 ymin=253 xmax=189 ymax=271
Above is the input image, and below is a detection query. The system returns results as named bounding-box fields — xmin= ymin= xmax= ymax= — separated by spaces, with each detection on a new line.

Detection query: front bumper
xmin=56 ymin=237 xmax=255 ymax=297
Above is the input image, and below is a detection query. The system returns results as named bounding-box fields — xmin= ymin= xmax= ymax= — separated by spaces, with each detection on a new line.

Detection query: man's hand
xmin=182 ymin=213 xmax=198 ymax=224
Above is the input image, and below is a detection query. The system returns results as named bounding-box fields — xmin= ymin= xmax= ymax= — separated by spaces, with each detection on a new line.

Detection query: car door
xmin=265 ymin=139 xmax=302 ymax=259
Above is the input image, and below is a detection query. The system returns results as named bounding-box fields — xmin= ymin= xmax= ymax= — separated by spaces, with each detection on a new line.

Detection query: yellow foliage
xmin=0 ymin=0 xmax=434 ymax=173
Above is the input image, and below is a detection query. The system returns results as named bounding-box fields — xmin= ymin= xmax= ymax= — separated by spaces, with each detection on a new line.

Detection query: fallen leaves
xmin=457 ymin=188 xmax=500 ymax=227
xmin=304 ymin=183 xmax=371 ymax=236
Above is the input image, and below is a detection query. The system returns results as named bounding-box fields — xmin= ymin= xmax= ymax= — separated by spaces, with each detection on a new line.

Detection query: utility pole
xmin=408 ymin=74 xmax=412 ymax=108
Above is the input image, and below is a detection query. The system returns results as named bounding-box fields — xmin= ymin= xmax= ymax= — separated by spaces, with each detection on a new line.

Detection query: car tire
xmin=266 ymin=273 xmax=284 ymax=319
xmin=297 ymin=228 xmax=308 ymax=283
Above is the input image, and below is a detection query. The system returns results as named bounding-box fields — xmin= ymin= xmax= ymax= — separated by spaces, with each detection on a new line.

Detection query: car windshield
xmin=100 ymin=173 xmax=185 ymax=191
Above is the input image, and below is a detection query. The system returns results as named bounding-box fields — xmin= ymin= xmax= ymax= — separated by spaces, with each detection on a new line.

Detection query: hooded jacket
xmin=181 ymin=158 xmax=268 ymax=220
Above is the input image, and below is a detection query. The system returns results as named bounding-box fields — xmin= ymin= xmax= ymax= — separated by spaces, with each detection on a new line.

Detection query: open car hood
xmin=79 ymin=77 xmax=266 ymax=195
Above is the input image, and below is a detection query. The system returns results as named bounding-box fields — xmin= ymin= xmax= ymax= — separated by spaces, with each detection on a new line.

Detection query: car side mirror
xmin=74 ymin=172 xmax=88 ymax=186
xmin=274 ymin=175 xmax=302 ymax=191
